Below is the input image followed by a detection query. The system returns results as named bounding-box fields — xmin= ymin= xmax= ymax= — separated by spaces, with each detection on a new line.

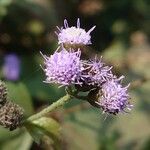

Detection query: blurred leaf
xmin=0 ymin=5 xmax=7 ymax=17
xmin=26 ymin=117 xmax=61 ymax=148
xmin=63 ymin=108 xmax=101 ymax=150
xmin=27 ymin=20 xmax=45 ymax=35
xmin=127 ymin=47 xmax=150 ymax=77
xmin=0 ymin=0 xmax=13 ymax=18
xmin=0 ymin=0 xmax=12 ymax=5
xmin=0 ymin=127 xmax=20 ymax=142
xmin=25 ymin=74 xmax=65 ymax=102
xmin=103 ymin=40 xmax=126 ymax=68
xmin=0 ymin=132 xmax=32 ymax=150
xmin=112 ymin=20 xmax=128 ymax=34
xmin=6 ymin=82 xmax=34 ymax=116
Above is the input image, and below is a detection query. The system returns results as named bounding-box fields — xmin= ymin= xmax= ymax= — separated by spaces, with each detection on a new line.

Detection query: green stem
xmin=25 ymin=94 xmax=71 ymax=122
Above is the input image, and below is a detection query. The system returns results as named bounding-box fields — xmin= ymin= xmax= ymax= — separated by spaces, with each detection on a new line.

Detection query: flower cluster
xmin=42 ymin=19 xmax=132 ymax=115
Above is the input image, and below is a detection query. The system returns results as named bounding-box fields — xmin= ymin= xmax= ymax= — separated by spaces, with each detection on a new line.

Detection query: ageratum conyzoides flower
xmin=41 ymin=48 xmax=84 ymax=86
xmin=55 ymin=18 xmax=96 ymax=46
xmin=81 ymin=56 xmax=114 ymax=86
xmin=96 ymin=76 xmax=132 ymax=115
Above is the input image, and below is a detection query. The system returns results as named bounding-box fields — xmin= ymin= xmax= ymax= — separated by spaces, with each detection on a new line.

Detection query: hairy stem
xmin=25 ymin=94 xmax=71 ymax=123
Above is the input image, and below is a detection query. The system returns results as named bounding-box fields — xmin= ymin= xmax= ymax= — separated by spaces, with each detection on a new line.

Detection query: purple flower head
xmin=55 ymin=18 xmax=96 ymax=45
xmin=96 ymin=76 xmax=132 ymax=115
xmin=81 ymin=56 xmax=114 ymax=86
xmin=41 ymin=48 xmax=83 ymax=86
xmin=3 ymin=54 xmax=20 ymax=81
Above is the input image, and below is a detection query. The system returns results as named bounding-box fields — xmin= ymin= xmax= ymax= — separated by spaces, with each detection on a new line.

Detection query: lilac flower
xmin=41 ymin=48 xmax=83 ymax=86
xmin=96 ymin=76 xmax=132 ymax=115
xmin=3 ymin=54 xmax=20 ymax=81
xmin=55 ymin=18 xmax=96 ymax=45
xmin=81 ymin=56 xmax=114 ymax=86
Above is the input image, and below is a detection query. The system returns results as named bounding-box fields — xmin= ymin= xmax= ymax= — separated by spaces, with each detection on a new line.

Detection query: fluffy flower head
xmin=42 ymin=48 xmax=83 ymax=86
xmin=81 ymin=56 xmax=114 ymax=86
xmin=56 ymin=18 xmax=96 ymax=45
xmin=96 ymin=76 xmax=132 ymax=114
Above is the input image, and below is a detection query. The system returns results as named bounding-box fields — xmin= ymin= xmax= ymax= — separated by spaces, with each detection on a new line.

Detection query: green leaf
xmin=25 ymin=74 xmax=65 ymax=102
xmin=26 ymin=117 xmax=61 ymax=149
xmin=0 ymin=132 xmax=32 ymax=150
xmin=32 ymin=117 xmax=61 ymax=138
xmin=6 ymin=82 xmax=34 ymax=116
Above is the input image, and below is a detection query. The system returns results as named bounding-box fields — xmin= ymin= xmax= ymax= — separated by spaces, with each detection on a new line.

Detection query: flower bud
xmin=0 ymin=101 xmax=24 ymax=131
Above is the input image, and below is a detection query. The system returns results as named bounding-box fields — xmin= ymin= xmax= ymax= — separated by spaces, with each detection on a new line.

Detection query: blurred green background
xmin=0 ymin=0 xmax=150 ymax=149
